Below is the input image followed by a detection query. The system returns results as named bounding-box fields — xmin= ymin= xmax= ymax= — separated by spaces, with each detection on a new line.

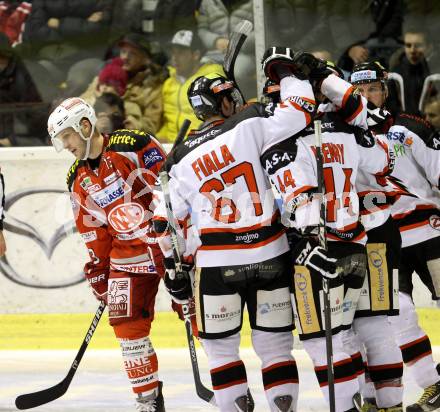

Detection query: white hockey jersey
xmin=155 ymin=76 xmax=315 ymax=267
xmin=388 ymin=113 xmax=440 ymax=247
xmin=263 ymin=114 xmax=390 ymax=245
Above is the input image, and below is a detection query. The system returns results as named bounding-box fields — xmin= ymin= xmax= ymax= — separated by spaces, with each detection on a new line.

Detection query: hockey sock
xmin=354 ymin=316 xmax=403 ymax=407
xmin=118 ymin=336 xmax=159 ymax=395
xmin=303 ymin=333 xmax=359 ymax=412
xmin=389 ymin=292 xmax=440 ymax=389
xmin=204 ymin=333 xmax=249 ymax=411
xmin=252 ymin=330 xmax=299 ymax=411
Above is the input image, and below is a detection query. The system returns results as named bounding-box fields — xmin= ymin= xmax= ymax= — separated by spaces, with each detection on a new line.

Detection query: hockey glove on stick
xmin=164 ymin=257 xmax=193 ymax=304
xmin=293 ymin=238 xmax=338 ymax=279
xmin=86 ymin=271 xmax=108 ymax=303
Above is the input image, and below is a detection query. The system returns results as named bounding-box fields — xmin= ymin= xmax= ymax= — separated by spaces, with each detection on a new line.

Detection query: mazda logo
xmin=0 ymin=188 xmax=85 ymax=288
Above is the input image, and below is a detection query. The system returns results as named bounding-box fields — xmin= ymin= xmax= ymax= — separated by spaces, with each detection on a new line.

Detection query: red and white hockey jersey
xmin=68 ymin=129 xmax=167 ymax=285
xmin=388 ymin=114 xmax=440 ymax=246
xmin=155 ymin=76 xmax=315 ymax=267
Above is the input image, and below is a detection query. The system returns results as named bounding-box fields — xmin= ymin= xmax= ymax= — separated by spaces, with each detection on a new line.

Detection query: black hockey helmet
xmin=187 ymin=73 xmax=244 ymax=121
xmin=350 ymin=61 xmax=387 ymax=85
xmin=262 ymin=79 xmax=281 ymax=104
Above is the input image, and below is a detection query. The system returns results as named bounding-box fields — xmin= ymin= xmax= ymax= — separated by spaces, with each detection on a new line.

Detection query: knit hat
xmin=98 ymin=58 xmax=128 ymax=96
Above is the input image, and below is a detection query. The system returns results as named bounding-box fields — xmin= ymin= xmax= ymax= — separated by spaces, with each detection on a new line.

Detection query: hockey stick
xmin=223 ymin=19 xmax=253 ymax=100
xmin=15 ymin=301 xmax=106 ymax=410
xmin=159 ymin=120 xmax=216 ymax=406
xmin=314 ymin=120 xmax=336 ymax=412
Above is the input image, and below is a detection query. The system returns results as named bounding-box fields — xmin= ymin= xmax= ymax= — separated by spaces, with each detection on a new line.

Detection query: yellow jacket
xmin=157 ymin=63 xmax=224 ymax=142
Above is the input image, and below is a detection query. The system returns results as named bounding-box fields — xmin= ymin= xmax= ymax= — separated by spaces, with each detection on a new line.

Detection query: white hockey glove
xmin=293 ymin=238 xmax=338 ymax=279
xmin=163 ymin=258 xmax=193 ymax=304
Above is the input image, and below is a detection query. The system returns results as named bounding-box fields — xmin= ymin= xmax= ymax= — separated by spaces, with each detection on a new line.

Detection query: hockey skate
xmin=135 ymin=381 xmax=165 ymax=412
xmin=361 ymin=398 xmax=378 ymax=412
xmin=274 ymin=395 xmax=294 ymax=411
xmin=234 ymin=389 xmax=255 ymax=411
xmin=376 ymin=405 xmax=402 ymax=412
xmin=406 ymin=381 xmax=440 ymax=412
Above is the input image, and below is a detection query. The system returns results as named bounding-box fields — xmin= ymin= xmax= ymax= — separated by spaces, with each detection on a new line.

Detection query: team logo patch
xmin=80 ymin=176 xmax=92 ymax=190
xmin=108 ymin=202 xmax=145 ymax=233
xmin=429 ymin=215 xmax=440 ymax=230
xmin=108 ymin=278 xmax=131 ymax=318
xmin=143 ymin=148 xmax=164 ymax=168
xmin=81 ymin=230 xmax=97 ymax=243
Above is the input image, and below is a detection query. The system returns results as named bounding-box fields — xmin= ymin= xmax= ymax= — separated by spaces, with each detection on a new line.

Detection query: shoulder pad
xmin=106 ymin=129 xmax=152 ymax=152
xmin=260 ymin=137 xmax=298 ymax=175
xmin=66 ymin=159 xmax=80 ymax=191
xmin=355 ymin=129 xmax=375 ymax=147
xmin=395 ymin=113 xmax=434 ymax=143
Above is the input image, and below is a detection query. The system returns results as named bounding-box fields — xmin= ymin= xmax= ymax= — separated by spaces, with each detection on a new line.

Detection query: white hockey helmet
xmin=48 ymin=97 xmax=97 ymax=157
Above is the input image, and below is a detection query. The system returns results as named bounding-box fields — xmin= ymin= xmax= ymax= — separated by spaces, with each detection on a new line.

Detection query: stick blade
xmin=223 ymin=19 xmax=253 ymax=80
xmin=15 ymin=380 xmax=68 ymax=410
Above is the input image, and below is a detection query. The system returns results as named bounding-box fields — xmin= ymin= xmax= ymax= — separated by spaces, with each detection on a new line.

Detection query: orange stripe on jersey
xmin=399 ymin=220 xmax=429 ymax=232
xmin=285 ymin=186 xmax=315 ymax=203
xmin=199 ymin=230 xmax=285 ymax=250
xmin=393 ymin=204 xmax=435 ymax=220
xmin=342 ymin=86 xmax=355 ymax=108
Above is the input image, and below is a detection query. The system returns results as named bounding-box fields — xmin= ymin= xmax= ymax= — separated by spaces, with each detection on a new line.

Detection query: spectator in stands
xmin=93 ymin=92 xmax=126 ymax=134
xmin=388 ymin=25 xmax=433 ymax=115
xmin=196 ymin=0 xmax=298 ymax=98
xmin=22 ymin=0 xmax=113 ymax=75
xmin=0 ymin=33 xmax=47 ymax=146
xmin=156 ymin=29 xmax=223 ymax=143
xmin=82 ymin=34 xmax=164 ymax=133
xmin=0 ymin=1 xmax=32 ymax=46
xmin=424 ymin=96 xmax=440 ymax=130
xmin=332 ymin=0 xmax=404 ymax=72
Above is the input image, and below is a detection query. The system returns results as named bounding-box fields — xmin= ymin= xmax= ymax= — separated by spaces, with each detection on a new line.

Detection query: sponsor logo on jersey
xmin=80 ymin=176 xmax=93 ymax=190
xmin=108 ymin=202 xmax=145 ymax=233
xmin=235 ymin=232 xmax=259 ymax=243
xmin=90 ymin=177 xmax=128 ymax=208
xmin=386 ymin=131 xmax=405 ymax=143
xmin=287 ymin=96 xmax=315 ymax=113
xmin=184 ymin=128 xmax=220 ymax=148
xmin=110 ymin=262 xmax=156 ymax=274
xmin=205 ymin=306 xmax=241 ymax=321
xmin=143 ymin=148 xmax=164 ymax=168
xmin=108 ymin=278 xmax=131 ymax=318
xmin=87 ymin=183 xmax=101 ymax=194
xmin=429 ymin=215 xmax=440 ymax=230
xmin=264 ymin=151 xmax=293 ymax=172
xmin=81 ymin=230 xmax=97 ymax=243
xmin=432 ymin=135 xmax=440 ymax=150
xmin=369 ymin=251 xmax=383 ymax=268
xmin=108 ymin=134 xmax=136 ymax=146
xmin=104 ymin=171 xmax=119 ymax=185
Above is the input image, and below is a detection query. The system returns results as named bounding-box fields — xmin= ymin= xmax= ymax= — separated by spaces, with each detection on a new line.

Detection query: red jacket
xmin=68 ymin=129 xmax=167 ymax=293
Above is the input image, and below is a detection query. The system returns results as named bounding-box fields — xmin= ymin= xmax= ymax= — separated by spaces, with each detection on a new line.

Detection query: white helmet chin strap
xmin=78 ymin=124 xmax=95 ymax=160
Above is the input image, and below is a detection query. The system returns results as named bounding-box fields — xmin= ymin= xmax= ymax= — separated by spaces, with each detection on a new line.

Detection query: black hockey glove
xmin=261 ymin=46 xmax=300 ymax=83
xmin=293 ymin=238 xmax=338 ymax=279
xmin=163 ymin=257 xmax=193 ymax=304
xmin=292 ymin=52 xmax=337 ymax=92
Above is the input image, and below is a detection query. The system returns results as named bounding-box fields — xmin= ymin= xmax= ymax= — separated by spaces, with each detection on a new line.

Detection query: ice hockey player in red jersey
xmin=153 ymin=47 xmax=327 ymax=412
xmin=47 ymin=97 xmax=167 ymax=412
xmin=350 ymin=61 xmax=440 ymax=412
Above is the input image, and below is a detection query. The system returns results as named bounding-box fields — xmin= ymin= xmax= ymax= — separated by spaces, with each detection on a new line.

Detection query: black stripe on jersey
xmin=210 ymin=360 xmax=247 ymax=390
xmin=326 ymin=222 xmax=365 ymax=242
xmin=200 ymin=218 xmax=285 ymax=248
xmin=394 ymin=113 xmax=435 ymax=145
xmin=395 ymin=207 xmax=438 ymax=227
xmin=165 ymin=103 xmax=270 ymax=172
xmin=351 ymin=352 xmax=365 ymax=376
xmin=262 ymin=360 xmax=299 ymax=390
xmin=315 ymin=358 xmax=357 ymax=387
xmin=400 ymin=335 xmax=432 ymax=364
xmin=359 ymin=192 xmax=395 ymax=214
xmin=105 ymin=129 xmax=152 ymax=152
xmin=260 ymin=136 xmax=298 ymax=175
xmin=338 ymin=90 xmax=363 ymax=122
xmin=295 ymin=112 xmax=360 ymax=139
xmin=368 ymin=362 xmax=403 ymax=383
